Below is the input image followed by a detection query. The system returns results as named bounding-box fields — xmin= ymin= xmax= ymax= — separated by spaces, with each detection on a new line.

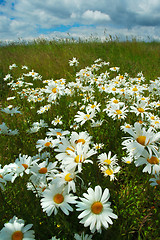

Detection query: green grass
xmin=0 ymin=39 xmax=160 ymax=240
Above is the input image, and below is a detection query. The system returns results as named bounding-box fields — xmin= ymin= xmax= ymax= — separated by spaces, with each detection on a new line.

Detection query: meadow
xmin=0 ymin=38 xmax=160 ymax=240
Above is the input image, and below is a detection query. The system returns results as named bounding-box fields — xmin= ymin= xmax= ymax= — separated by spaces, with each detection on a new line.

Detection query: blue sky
xmin=0 ymin=0 xmax=160 ymax=42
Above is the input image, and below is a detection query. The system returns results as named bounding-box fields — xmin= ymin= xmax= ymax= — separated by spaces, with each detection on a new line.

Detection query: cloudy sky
xmin=0 ymin=0 xmax=160 ymax=42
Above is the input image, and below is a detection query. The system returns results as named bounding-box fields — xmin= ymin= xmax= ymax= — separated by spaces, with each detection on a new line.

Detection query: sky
xmin=0 ymin=0 xmax=160 ymax=43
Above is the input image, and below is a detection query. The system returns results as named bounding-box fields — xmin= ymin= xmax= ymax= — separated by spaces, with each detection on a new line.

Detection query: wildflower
xmin=122 ymin=122 xmax=160 ymax=158
xmin=1 ymin=106 xmax=21 ymax=116
xmin=69 ymin=57 xmax=79 ymax=66
xmin=0 ymin=216 xmax=35 ymax=240
xmin=90 ymin=120 xmax=104 ymax=127
xmin=46 ymin=128 xmax=70 ymax=138
xmin=76 ymin=185 xmax=118 ymax=233
xmin=74 ymin=232 xmax=93 ymax=240
xmin=130 ymin=101 xmax=150 ymax=120
xmin=149 ymin=173 xmax=160 ymax=186
xmin=36 ymin=137 xmax=59 ymax=152
xmin=52 ymin=169 xmax=77 ymax=193
xmin=100 ymin=164 xmax=121 ymax=181
xmin=98 ymin=151 xmax=118 ymax=167
xmin=59 ymin=143 xmax=96 ymax=173
xmin=74 ymin=109 xmax=96 ymax=126
xmin=134 ymin=149 xmax=160 ymax=174
xmin=51 ymin=116 xmax=63 ymax=126
xmin=9 ymin=63 xmax=17 ymax=70
xmin=40 ymin=184 xmax=77 ymax=216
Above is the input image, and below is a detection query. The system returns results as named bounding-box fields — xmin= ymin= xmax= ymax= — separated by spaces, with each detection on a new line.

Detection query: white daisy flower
xmin=149 ymin=173 xmax=160 ymax=186
xmin=74 ymin=232 xmax=93 ymax=240
xmin=0 ymin=216 xmax=35 ymax=240
xmin=76 ymin=185 xmax=118 ymax=233
xmin=36 ymin=137 xmax=59 ymax=152
xmin=122 ymin=122 xmax=160 ymax=158
xmin=40 ymin=184 xmax=77 ymax=216
xmin=134 ymin=149 xmax=160 ymax=174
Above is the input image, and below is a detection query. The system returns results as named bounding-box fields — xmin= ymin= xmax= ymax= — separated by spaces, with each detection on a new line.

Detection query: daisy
xmin=98 ymin=151 xmax=118 ymax=167
xmin=122 ymin=122 xmax=160 ymax=158
xmin=60 ymin=143 xmax=96 ymax=172
xmin=130 ymin=101 xmax=150 ymax=120
xmin=36 ymin=137 xmax=59 ymax=152
xmin=40 ymin=184 xmax=77 ymax=216
xmin=106 ymin=104 xmax=128 ymax=120
xmin=1 ymin=106 xmax=21 ymax=116
xmin=70 ymin=131 xmax=92 ymax=146
xmin=69 ymin=57 xmax=79 ymax=66
xmin=92 ymin=143 xmax=104 ymax=150
xmin=86 ymin=101 xmax=101 ymax=112
xmin=109 ymin=66 xmax=120 ymax=72
xmin=52 ymin=169 xmax=77 ymax=193
xmin=100 ymin=165 xmax=121 ymax=181
xmin=149 ymin=173 xmax=160 ymax=186
xmin=0 ymin=122 xmax=9 ymax=135
xmin=90 ymin=120 xmax=104 ymax=127
xmin=51 ymin=116 xmax=63 ymax=126
xmin=49 ymin=237 xmax=60 ymax=240
xmin=74 ymin=232 xmax=93 ymax=240
xmin=46 ymin=128 xmax=70 ymax=138
xmin=76 ymin=185 xmax=118 ymax=233
xmin=0 ymin=215 xmax=35 ymax=240
xmin=74 ymin=109 xmax=96 ymax=126
xmin=30 ymin=159 xmax=58 ymax=184
xmin=134 ymin=149 xmax=160 ymax=174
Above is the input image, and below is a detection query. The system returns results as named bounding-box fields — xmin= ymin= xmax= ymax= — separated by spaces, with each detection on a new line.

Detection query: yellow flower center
xmin=137 ymin=108 xmax=144 ymax=113
xmin=56 ymin=132 xmax=62 ymax=136
xmin=115 ymin=110 xmax=122 ymax=115
xmin=75 ymin=155 xmax=83 ymax=163
xmin=0 ymin=174 xmax=3 ymax=178
xmin=132 ymin=86 xmax=138 ymax=91
xmin=39 ymin=167 xmax=48 ymax=174
xmin=105 ymin=168 xmax=113 ymax=175
xmin=75 ymin=139 xmax=85 ymax=144
xmin=113 ymin=99 xmax=119 ymax=103
xmin=121 ymin=89 xmax=125 ymax=92
xmin=91 ymin=202 xmax=103 ymax=214
xmin=44 ymin=142 xmax=51 ymax=147
xmin=22 ymin=164 xmax=28 ymax=170
xmin=155 ymin=121 xmax=159 ymax=124
xmin=91 ymin=104 xmax=96 ymax=108
xmin=125 ymin=125 xmax=131 ymax=128
xmin=12 ymin=231 xmax=23 ymax=240
xmin=52 ymin=88 xmax=57 ymax=93
xmin=112 ymin=87 xmax=116 ymax=91
xmin=104 ymin=159 xmax=111 ymax=165
xmin=53 ymin=193 xmax=64 ymax=204
xmin=126 ymin=161 xmax=131 ymax=164
xmin=136 ymin=136 xmax=146 ymax=146
xmin=101 ymin=87 xmax=105 ymax=90
xmin=147 ymin=156 xmax=159 ymax=164
xmin=151 ymin=116 xmax=155 ymax=120
xmin=65 ymin=173 xmax=73 ymax=182
xmin=85 ymin=114 xmax=90 ymax=119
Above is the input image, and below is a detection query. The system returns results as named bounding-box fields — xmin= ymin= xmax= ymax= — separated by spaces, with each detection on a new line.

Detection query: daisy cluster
xmin=0 ymin=57 xmax=160 ymax=239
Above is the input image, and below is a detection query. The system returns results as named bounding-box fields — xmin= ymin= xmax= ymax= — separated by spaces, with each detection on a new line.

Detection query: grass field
xmin=0 ymin=39 xmax=160 ymax=240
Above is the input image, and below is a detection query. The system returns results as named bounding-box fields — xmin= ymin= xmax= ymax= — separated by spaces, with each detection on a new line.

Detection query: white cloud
xmin=82 ymin=10 xmax=110 ymax=23
xmin=0 ymin=0 xmax=160 ymax=42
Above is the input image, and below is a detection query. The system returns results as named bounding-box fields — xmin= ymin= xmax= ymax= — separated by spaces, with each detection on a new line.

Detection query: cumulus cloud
xmin=0 ymin=0 xmax=160 ymax=41
xmin=82 ymin=10 xmax=110 ymax=24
